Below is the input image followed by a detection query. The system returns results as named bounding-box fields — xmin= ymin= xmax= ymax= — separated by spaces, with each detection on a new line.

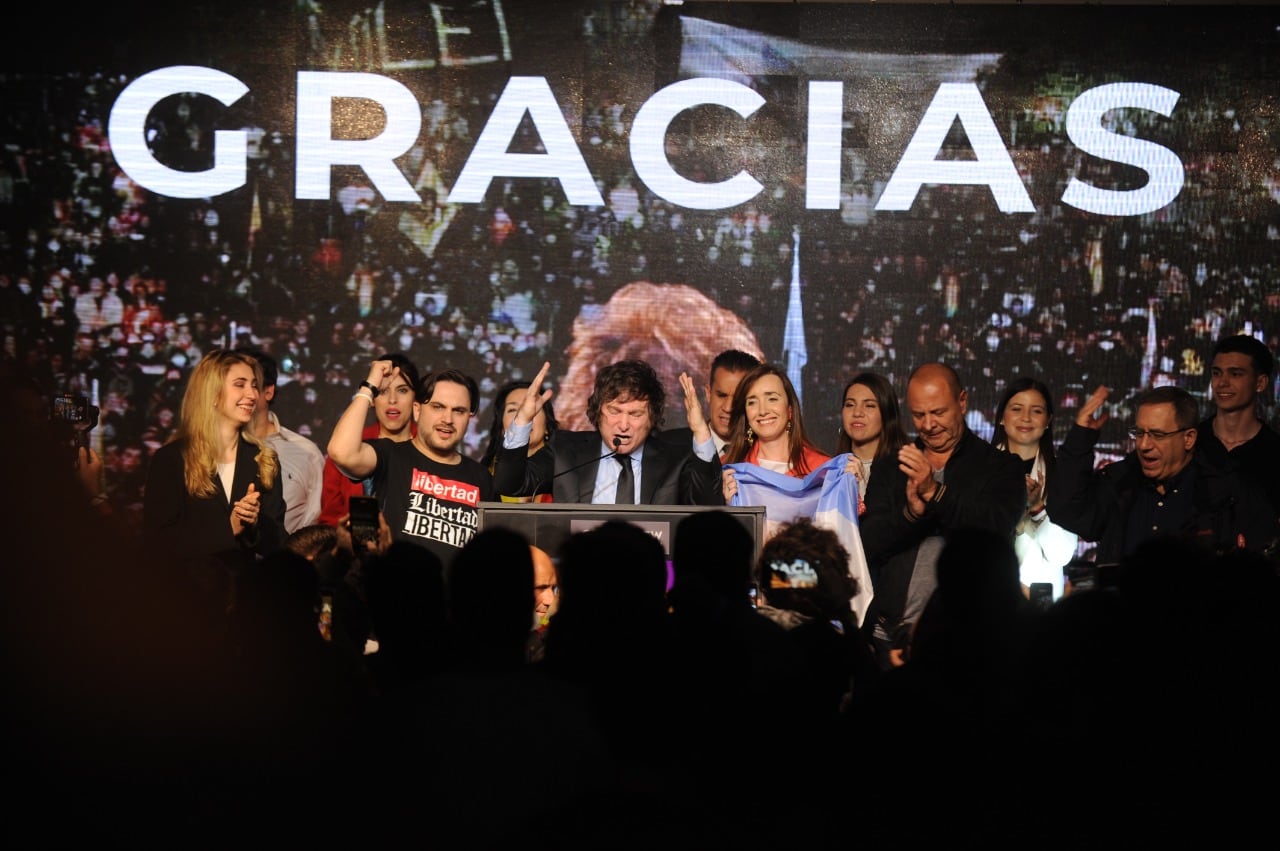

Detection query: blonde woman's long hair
xmin=172 ymin=349 xmax=278 ymax=498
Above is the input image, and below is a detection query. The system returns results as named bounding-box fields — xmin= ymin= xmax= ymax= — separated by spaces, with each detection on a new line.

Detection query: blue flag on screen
xmin=783 ymin=226 xmax=808 ymax=401
xmin=728 ymin=454 xmax=873 ymax=627
xmin=678 ymin=15 xmax=1001 ymax=87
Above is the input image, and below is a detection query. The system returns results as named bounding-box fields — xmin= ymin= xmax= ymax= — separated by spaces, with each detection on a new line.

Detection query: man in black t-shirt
xmin=328 ymin=363 xmax=495 ymax=566
xmin=1194 ymin=334 xmax=1280 ymax=552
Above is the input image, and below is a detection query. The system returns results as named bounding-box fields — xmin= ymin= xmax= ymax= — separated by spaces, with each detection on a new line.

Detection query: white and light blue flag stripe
xmin=728 ymin=454 xmax=873 ymax=627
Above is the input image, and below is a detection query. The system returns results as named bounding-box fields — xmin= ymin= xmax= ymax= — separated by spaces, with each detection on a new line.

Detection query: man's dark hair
xmin=709 ymin=349 xmax=762 ymax=383
xmin=236 ymin=347 xmax=277 ymax=389
xmin=1136 ymin=385 xmax=1200 ymax=430
xmin=284 ymin=523 xmax=337 ymax=560
xmin=586 ymin=359 xmax=665 ymax=431
xmin=419 ymin=367 xmax=480 ymax=413
xmin=1213 ymin=334 xmax=1275 ymax=380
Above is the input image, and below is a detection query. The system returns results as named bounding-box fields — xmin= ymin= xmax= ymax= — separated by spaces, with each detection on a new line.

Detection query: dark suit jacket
xmin=1048 ymin=423 xmax=1277 ymax=563
xmin=859 ymin=428 xmax=1026 ymax=633
xmin=144 ymin=435 xmax=288 ymax=610
xmin=493 ymin=428 xmax=723 ymax=505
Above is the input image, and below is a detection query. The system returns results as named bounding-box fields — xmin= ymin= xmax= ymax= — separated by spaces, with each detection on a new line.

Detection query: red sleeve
xmin=318 ymin=456 xmax=360 ymax=526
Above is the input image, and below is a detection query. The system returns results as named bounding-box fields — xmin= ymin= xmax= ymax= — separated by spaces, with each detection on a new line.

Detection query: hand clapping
xmin=231 ymin=482 xmax=261 ymax=535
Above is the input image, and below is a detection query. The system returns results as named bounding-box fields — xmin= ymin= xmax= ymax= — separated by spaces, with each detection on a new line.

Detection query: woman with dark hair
xmin=721 ymin=364 xmax=857 ymax=543
xmin=991 ymin=376 xmax=1077 ymax=601
xmin=836 ymin=371 xmax=909 ymax=515
xmin=318 ymin=353 xmax=419 ymax=525
xmin=480 ymin=379 xmax=557 ymax=501
xmin=721 ymin=363 xmax=829 ymax=481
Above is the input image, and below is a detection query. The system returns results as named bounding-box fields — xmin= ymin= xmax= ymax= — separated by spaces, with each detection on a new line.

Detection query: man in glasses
xmin=1049 ymin=383 xmax=1275 ymax=565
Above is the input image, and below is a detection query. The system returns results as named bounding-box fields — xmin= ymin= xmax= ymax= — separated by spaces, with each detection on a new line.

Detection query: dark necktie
xmin=615 ymin=454 xmax=634 ymax=504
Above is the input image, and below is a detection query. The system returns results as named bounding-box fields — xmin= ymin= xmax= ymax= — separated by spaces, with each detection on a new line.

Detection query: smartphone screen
xmin=1029 ymin=582 xmax=1054 ymax=611
xmin=348 ymin=495 xmax=380 ymax=548
xmin=52 ymin=393 xmax=87 ymax=423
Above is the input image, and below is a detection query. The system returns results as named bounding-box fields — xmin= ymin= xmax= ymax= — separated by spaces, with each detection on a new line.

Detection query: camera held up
xmin=50 ymin=393 xmax=100 ymax=466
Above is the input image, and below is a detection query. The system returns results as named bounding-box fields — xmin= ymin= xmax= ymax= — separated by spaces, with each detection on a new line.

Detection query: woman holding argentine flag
xmin=720 ymin=363 xmax=873 ymax=627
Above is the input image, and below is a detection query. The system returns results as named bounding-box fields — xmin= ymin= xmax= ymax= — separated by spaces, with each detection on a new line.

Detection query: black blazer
xmin=144 ymin=435 xmax=288 ymax=606
xmin=1048 ymin=423 xmax=1277 ymax=563
xmin=493 ymin=429 xmax=723 ymax=505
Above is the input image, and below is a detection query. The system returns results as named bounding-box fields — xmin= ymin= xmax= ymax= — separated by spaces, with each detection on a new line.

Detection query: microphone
xmin=533 ymin=436 xmax=622 ymax=497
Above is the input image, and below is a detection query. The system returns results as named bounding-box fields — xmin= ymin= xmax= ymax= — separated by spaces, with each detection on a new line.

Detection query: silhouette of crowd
xmin=5 ymin=366 xmax=1278 ymax=846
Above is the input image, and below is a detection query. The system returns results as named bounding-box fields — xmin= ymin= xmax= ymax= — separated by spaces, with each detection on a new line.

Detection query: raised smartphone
xmin=348 ymin=495 xmax=380 ymax=549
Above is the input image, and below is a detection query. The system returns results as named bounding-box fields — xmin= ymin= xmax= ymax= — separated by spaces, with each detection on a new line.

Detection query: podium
xmin=476 ymin=502 xmax=768 ymax=570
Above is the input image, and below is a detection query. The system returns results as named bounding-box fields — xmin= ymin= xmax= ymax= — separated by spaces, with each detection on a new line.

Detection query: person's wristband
xmin=1029 ymin=505 xmax=1048 ymax=522
xmin=358 ymin=380 xmax=380 ymax=398
xmin=352 ymin=390 xmax=375 ymax=404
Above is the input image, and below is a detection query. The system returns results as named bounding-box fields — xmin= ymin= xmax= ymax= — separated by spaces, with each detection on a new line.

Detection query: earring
xmin=786 ymin=419 xmax=793 ymax=433
xmin=746 ymin=426 xmax=755 ymax=445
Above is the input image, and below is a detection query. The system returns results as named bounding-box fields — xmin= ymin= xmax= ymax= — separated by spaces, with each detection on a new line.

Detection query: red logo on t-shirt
xmin=410 ymin=469 xmax=481 ymax=505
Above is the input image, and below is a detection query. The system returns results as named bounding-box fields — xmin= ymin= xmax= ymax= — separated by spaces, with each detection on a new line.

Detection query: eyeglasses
xmin=1127 ymin=427 xmax=1190 ymax=441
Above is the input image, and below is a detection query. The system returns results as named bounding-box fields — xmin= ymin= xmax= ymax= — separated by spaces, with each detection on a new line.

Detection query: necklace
xmin=1217 ymin=423 xmax=1260 ymax=449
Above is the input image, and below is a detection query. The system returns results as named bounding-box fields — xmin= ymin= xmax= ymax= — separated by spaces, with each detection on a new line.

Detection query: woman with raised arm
xmin=318 ymin=353 xmax=419 ymax=525
xmin=480 ymin=378 xmax=557 ymax=501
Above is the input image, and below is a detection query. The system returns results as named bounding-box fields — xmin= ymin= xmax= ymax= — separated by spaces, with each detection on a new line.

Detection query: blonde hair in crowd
xmin=173 ymin=349 xmax=278 ymax=498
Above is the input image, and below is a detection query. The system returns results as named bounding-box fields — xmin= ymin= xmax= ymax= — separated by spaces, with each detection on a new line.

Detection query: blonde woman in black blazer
xmin=144 ymin=349 xmax=286 ymax=618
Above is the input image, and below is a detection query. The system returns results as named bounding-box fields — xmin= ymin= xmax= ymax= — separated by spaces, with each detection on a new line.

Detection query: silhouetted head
xmin=672 ymin=509 xmax=755 ymax=602
xmin=556 ymin=520 xmax=669 ymax=628
xmin=446 ymin=527 xmax=535 ymax=670
xmin=364 ymin=542 xmax=446 ymax=655
xmin=756 ymin=516 xmax=857 ymax=626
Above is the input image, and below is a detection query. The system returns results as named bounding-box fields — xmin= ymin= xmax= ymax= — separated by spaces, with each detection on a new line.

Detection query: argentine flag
xmin=728 ymin=454 xmax=873 ymax=627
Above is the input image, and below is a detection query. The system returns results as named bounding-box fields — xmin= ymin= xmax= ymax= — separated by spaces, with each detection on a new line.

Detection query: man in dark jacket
xmin=1048 ymin=384 xmax=1274 ymax=566
xmin=495 ymin=359 xmax=723 ymax=505
xmin=1193 ymin=334 xmax=1280 ymax=553
xmin=859 ymin=363 xmax=1025 ymax=668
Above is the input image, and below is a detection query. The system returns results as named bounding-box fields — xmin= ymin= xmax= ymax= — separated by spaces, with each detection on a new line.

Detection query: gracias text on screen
xmin=108 ymin=67 xmax=1186 ymax=218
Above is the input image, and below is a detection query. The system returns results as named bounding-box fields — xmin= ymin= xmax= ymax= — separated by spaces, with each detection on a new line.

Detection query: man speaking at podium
xmin=494 ymin=360 xmax=724 ymax=506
